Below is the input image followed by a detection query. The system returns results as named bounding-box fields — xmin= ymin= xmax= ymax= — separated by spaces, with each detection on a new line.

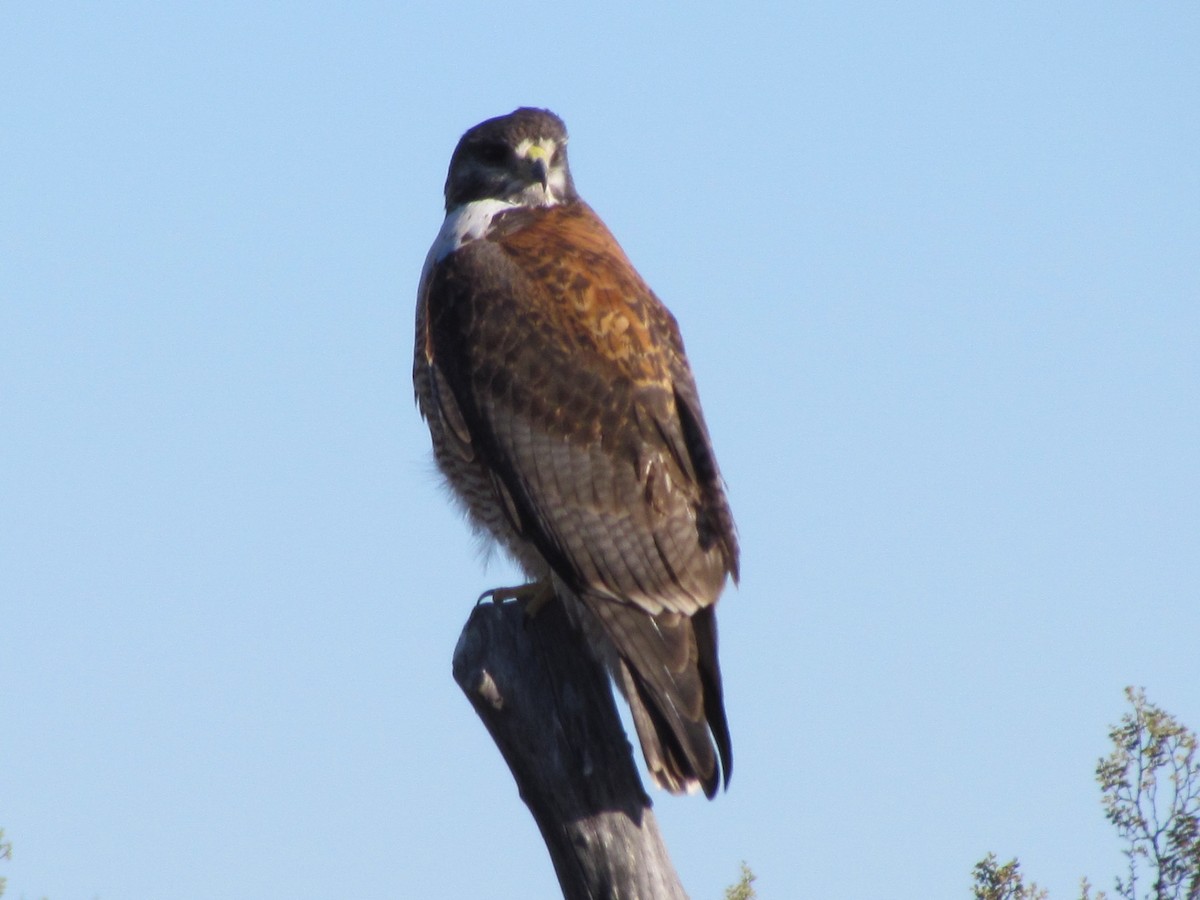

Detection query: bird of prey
xmin=414 ymin=107 xmax=739 ymax=798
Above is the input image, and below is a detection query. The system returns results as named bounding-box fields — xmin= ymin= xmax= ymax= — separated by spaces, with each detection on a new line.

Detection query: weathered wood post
xmin=452 ymin=599 xmax=689 ymax=900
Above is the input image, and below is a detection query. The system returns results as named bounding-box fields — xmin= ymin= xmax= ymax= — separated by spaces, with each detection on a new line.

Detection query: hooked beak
xmin=524 ymin=144 xmax=551 ymax=190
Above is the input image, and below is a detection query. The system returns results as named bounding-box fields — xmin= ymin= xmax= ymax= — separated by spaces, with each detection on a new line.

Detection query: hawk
xmin=414 ymin=108 xmax=739 ymax=797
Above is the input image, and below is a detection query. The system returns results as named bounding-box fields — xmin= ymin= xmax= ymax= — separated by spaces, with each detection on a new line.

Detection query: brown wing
xmin=420 ymin=201 xmax=738 ymax=794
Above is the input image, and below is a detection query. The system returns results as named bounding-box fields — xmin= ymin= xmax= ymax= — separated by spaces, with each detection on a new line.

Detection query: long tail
xmin=588 ymin=600 xmax=732 ymax=798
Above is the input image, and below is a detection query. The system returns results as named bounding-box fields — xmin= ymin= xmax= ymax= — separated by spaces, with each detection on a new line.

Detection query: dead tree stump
xmin=452 ymin=599 xmax=689 ymax=900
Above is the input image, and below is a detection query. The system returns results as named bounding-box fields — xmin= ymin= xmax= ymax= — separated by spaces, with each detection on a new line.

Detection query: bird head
xmin=443 ymin=107 xmax=578 ymax=211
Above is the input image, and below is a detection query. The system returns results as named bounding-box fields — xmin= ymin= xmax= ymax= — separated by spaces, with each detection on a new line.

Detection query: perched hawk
xmin=414 ymin=108 xmax=739 ymax=797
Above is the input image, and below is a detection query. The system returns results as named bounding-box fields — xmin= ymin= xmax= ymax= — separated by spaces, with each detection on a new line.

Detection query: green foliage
xmin=1079 ymin=876 xmax=1109 ymax=900
xmin=972 ymin=688 xmax=1200 ymax=900
xmin=0 ymin=827 xmax=10 ymax=898
xmin=972 ymin=853 xmax=1048 ymax=900
xmin=724 ymin=861 xmax=757 ymax=900
xmin=1097 ymin=687 xmax=1200 ymax=900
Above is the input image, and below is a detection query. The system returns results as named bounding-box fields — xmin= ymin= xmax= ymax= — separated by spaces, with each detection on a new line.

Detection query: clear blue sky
xmin=2 ymin=3 xmax=1197 ymax=898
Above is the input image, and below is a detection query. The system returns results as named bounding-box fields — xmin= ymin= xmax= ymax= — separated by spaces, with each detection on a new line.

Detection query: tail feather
xmin=692 ymin=606 xmax=732 ymax=784
xmin=588 ymin=598 xmax=731 ymax=798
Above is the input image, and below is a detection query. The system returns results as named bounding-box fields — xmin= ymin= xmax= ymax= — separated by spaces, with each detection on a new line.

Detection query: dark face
xmin=443 ymin=108 xmax=578 ymax=210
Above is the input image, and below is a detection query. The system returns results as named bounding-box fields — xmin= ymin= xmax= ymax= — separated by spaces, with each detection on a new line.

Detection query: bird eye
xmin=476 ymin=141 xmax=509 ymax=165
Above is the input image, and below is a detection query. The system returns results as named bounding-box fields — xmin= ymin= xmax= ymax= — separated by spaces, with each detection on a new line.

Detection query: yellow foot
xmin=477 ymin=580 xmax=556 ymax=617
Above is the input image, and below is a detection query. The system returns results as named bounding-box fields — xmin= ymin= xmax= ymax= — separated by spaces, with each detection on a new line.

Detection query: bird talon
xmin=476 ymin=581 xmax=555 ymax=616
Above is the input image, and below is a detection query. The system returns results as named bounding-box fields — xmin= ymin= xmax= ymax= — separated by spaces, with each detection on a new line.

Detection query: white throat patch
xmin=420 ymin=198 xmax=516 ymax=284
